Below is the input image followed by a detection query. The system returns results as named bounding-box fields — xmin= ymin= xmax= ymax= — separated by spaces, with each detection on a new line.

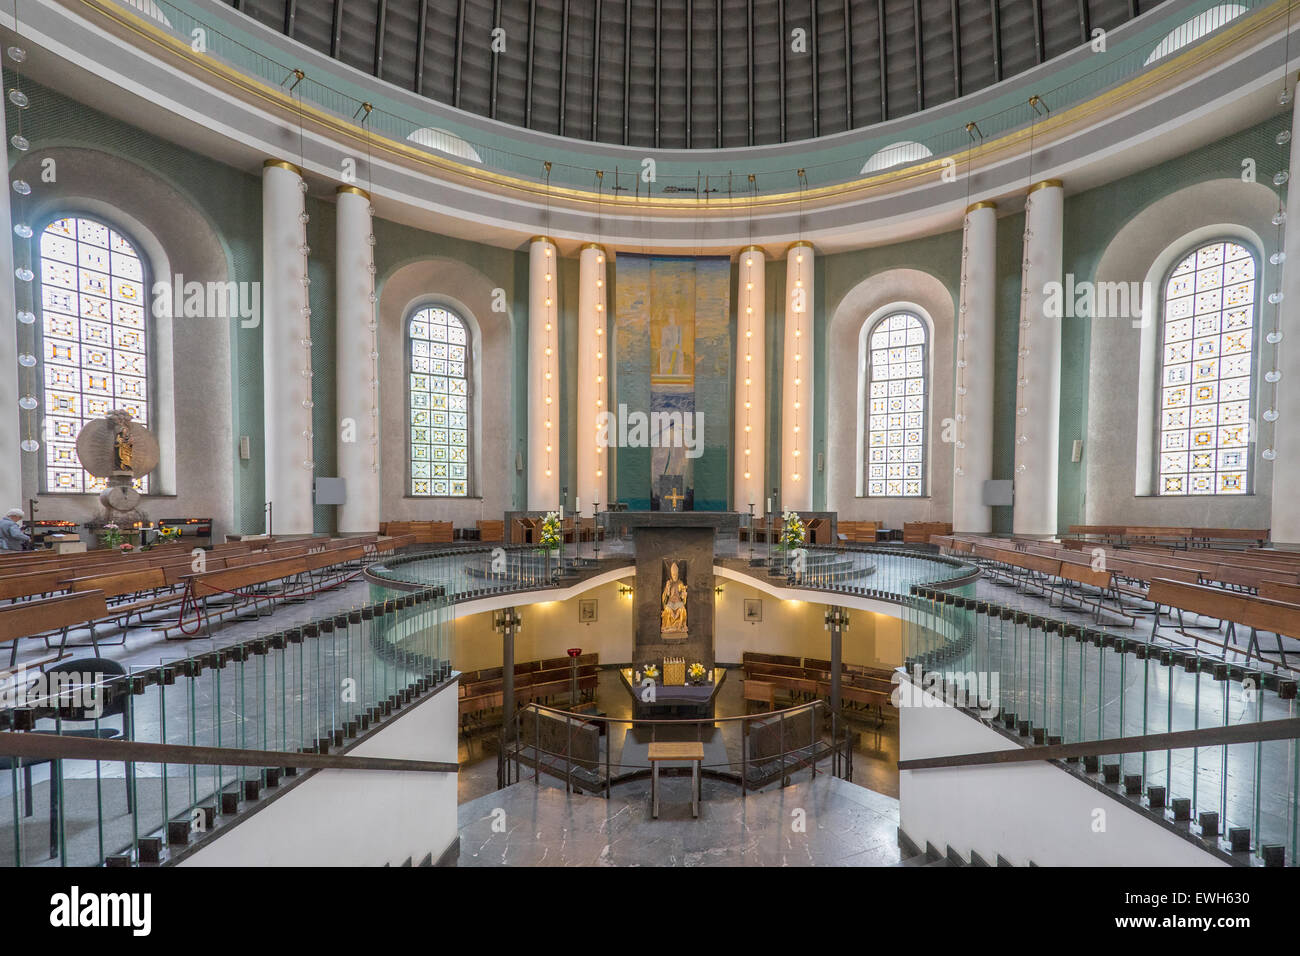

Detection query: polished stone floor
xmin=456 ymin=774 xmax=902 ymax=866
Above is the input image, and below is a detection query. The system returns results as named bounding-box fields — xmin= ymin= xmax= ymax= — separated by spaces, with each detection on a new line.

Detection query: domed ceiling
xmin=227 ymin=0 xmax=1143 ymax=147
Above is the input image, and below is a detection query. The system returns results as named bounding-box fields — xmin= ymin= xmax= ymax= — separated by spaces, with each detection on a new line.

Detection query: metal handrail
xmin=898 ymin=718 xmax=1300 ymax=771
xmin=499 ymin=698 xmax=856 ymax=797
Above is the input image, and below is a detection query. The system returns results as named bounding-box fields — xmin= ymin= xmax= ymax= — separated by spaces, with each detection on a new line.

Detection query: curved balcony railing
xmin=901 ymin=583 xmax=1300 ymax=865
xmin=1 ymin=587 xmax=453 ymax=866
xmin=67 ymin=0 xmax=1278 ymax=197
xmin=366 ymin=539 xmax=980 ymax=607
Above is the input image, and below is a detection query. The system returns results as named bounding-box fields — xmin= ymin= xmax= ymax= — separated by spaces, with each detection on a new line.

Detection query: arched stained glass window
xmin=408 ymin=305 xmax=471 ymax=497
xmin=1157 ymin=240 xmax=1256 ymax=496
xmin=39 ymin=216 xmax=149 ymax=493
xmin=865 ymin=311 xmax=927 ymax=497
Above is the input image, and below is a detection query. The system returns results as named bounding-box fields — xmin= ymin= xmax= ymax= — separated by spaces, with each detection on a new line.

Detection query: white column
xmin=527 ymin=237 xmax=560 ymax=511
xmin=1013 ymin=180 xmax=1064 ymax=537
xmin=1269 ymin=91 xmax=1300 ymax=544
xmin=335 ymin=186 xmax=379 ymax=533
xmin=262 ymin=160 xmax=315 ymax=535
xmin=734 ymin=246 xmax=767 ymax=513
xmin=576 ymin=244 xmax=608 ymax=510
xmin=953 ymin=201 xmax=997 ymax=533
xmin=781 ymin=242 xmax=814 ymax=512
xmin=0 ymin=86 xmax=23 ymax=510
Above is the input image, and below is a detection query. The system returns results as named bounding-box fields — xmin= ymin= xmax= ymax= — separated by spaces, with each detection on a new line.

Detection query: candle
xmin=559 ymin=505 xmax=564 ymax=520
xmin=766 ymin=498 xmax=772 ymax=514
xmin=576 ymin=496 xmax=581 ymax=512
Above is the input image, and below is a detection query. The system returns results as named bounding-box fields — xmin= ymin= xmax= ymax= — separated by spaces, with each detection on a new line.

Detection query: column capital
xmin=965 ymin=200 xmax=997 ymax=214
xmin=1026 ymin=179 xmax=1063 ymax=195
xmin=263 ymin=159 xmax=304 ymax=176
xmin=336 ymin=185 xmax=371 ymax=200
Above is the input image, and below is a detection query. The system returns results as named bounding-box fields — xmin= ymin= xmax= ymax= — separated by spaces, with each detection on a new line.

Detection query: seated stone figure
xmin=661 ymin=561 xmax=688 ymax=634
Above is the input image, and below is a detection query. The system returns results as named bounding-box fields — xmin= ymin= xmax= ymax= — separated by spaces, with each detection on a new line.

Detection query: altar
xmin=618 ymin=667 xmax=728 ymax=719
xmin=598 ymin=509 xmax=743 ymax=539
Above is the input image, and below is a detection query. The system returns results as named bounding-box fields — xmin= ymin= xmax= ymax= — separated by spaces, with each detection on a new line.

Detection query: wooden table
xmin=648 ymin=741 xmax=705 ymax=819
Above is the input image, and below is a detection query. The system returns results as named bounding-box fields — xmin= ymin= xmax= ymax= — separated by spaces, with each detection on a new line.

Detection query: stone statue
xmin=114 ymin=420 xmax=134 ymax=472
xmin=660 ymin=560 xmax=688 ymax=634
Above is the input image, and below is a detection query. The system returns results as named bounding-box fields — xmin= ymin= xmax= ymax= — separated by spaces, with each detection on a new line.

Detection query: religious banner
xmin=614 ymin=255 xmax=732 ymax=510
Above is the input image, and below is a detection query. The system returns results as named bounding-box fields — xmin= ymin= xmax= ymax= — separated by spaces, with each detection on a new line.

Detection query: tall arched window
xmin=39 ymin=215 xmax=149 ymax=493
xmin=1157 ymin=239 xmax=1256 ymax=496
xmin=408 ymin=305 xmax=471 ymax=497
xmin=865 ymin=311 xmax=927 ymax=497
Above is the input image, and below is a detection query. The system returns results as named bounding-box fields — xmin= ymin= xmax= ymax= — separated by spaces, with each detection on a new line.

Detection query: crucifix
xmin=663 ymin=488 xmax=685 ymax=511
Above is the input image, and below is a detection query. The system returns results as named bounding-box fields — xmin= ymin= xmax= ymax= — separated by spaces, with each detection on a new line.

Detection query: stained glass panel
xmin=409 ymin=306 xmax=470 ymax=496
xmin=39 ymin=217 xmax=149 ymax=494
xmin=1158 ymin=241 xmax=1254 ymax=496
xmin=866 ymin=312 xmax=927 ymax=497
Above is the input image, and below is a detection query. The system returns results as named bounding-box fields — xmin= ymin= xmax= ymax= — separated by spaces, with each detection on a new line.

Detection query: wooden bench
xmin=742 ymin=679 xmax=776 ymax=711
xmin=1147 ymin=577 xmax=1300 ymax=668
xmin=1 ymin=590 xmax=109 ymax=667
xmin=903 ymin=522 xmax=952 ymax=544
xmin=476 ymin=520 xmax=505 ymax=543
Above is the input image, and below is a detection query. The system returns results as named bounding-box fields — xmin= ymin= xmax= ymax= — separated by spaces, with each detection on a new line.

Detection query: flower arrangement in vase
xmin=642 ymin=663 xmax=660 ymax=681
xmin=777 ymin=510 xmax=806 ymax=550
xmin=536 ymin=511 xmax=563 ymax=581
xmin=99 ymin=523 xmax=133 ymax=554
xmin=687 ymin=661 xmax=707 ymax=685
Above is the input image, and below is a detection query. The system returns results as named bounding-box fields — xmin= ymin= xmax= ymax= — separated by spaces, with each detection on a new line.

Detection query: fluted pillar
xmin=1269 ymin=90 xmax=1300 ymax=544
xmin=576 ymin=244 xmax=608 ymax=510
xmin=781 ymin=242 xmax=814 ymax=511
xmin=335 ymin=186 xmax=379 ymax=533
xmin=953 ymin=201 xmax=997 ymax=533
xmin=734 ymin=246 xmax=767 ymax=513
xmin=527 ymin=237 xmax=560 ymax=511
xmin=262 ymin=160 xmax=315 ymax=535
xmin=1013 ymin=180 xmax=1064 ymax=537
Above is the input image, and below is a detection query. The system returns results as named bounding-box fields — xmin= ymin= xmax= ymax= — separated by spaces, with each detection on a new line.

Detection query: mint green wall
xmin=15 ymin=75 xmax=1292 ymax=533
xmin=370 ymin=221 xmax=531 ymax=511
xmin=7 ymin=73 xmax=265 ymax=531
xmin=1057 ymin=111 xmax=1290 ymax=530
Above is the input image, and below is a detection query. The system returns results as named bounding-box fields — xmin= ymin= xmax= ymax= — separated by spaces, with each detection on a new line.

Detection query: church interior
xmin=1 ymin=0 xmax=1299 ymax=884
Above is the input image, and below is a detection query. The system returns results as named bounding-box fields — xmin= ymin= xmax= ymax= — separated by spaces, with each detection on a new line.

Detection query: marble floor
xmin=456 ymin=774 xmax=903 ymax=866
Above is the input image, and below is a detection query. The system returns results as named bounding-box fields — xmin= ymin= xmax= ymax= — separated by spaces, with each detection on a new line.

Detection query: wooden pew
xmin=1147 ymin=577 xmax=1300 ymax=668
xmin=741 ymin=679 xmax=776 ymax=711
xmin=1 ymin=590 xmax=109 ymax=667
xmin=476 ymin=520 xmax=505 ymax=543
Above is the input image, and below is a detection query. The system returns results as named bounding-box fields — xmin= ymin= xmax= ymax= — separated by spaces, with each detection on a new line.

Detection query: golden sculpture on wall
xmin=660 ymin=560 xmax=688 ymax=635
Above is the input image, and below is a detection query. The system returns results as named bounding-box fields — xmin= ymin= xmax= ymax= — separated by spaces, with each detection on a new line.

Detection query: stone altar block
xmin=632 ymin=517 xmax=724 ymax=670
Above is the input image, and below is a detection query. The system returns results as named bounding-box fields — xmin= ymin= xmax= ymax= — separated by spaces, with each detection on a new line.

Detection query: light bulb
xmin=8 ymin=90 xmax=27 ymax=108
xmin=18 ymin=395 xmax=37 ymax=410
xmin=7 ymin=47 xmax=26 ymax=62
xmin=16 ymin=310 xmax=34 ymax=324
xmin=1275 ymin=210 xmax=1289 ymax=226
xmin=1269 ymin=291 xmax=1284 ymax=305
xmin=1264 ymin=447 xmax=1278 ymax=461
xmin=1264 ymin=408 xmax=1280 ymax=423
xmin=9 ymin=134 xmax=28 ymax=151
xmin=17 ymin=353 xmax=35 ymax=367
xmin=11 ymin=180 xmax=30 ymax=195
xmin=14 ymin=267 xmax=32 ymax=282
xmin=1275 ymin=171 xmax=1291 ymax=187
xmin=1272 ymin=252 xmax=1287 ymax=265
xmin=1267 ymin=330 xmax=1283 ymax=344
xmin=1266 ymin=369 xmax=1282 ymax=383
xmin=13 ymin=223 xmax=31 ymax=239
xmin=20 ymin=438 xmax=38 ymax=452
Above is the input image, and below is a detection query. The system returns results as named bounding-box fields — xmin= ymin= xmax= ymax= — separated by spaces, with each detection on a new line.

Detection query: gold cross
xmin=663 ymin=489 xmax=685 ymax=509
